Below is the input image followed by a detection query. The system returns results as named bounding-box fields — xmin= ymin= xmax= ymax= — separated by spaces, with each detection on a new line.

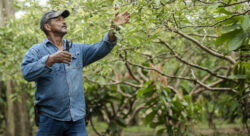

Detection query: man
xmin=21 ymin=9 xmax=130 ymax=136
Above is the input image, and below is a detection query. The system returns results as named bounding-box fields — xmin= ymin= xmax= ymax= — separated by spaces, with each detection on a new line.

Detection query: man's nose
xmin=61 ymin=19 xmax=65 ymax=24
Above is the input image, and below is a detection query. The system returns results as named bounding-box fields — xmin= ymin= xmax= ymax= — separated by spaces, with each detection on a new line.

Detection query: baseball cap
xmin=40 ymin=10 xmax=70 ymax=33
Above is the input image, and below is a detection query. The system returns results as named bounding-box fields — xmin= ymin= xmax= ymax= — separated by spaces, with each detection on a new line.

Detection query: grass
xmin=87 ymin=118 xmax=249 ymax=136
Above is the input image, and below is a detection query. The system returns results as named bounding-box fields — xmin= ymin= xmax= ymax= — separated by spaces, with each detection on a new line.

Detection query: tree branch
xmin=187 ymin=33 xmax=217 ymax=38
xmin=167 ymin=27 xmax=236 ymax=64
xmin=190 ymin=65 xmax=228 ymax=95
xmin=158 ymin=40 xmax=235 ymax=82
xmin=137 ymin=68 xmax=148 ymax=82
xmin=181 ymin=10 xmax=250 ymax=28
xmin=219 ymin=0 xmax=250 ymax=7
xmin=191 ymin=70 xmax=235 ymax=92
xmin=119 ymin=54 xmax=143 ymax=84
xmin=90 ymin=117 xmax=102 ymax=136
xmin=125 ymin=59 xmax=195 ymax=81
xmin=83 ymin=75 xmax=141 ymax=89
xmin=192 ymin=66 xmax=232 ymax=95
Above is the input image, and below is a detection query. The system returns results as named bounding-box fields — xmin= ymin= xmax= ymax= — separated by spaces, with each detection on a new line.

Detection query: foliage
xmin=0 ymin=0 xmax=249 ymax=135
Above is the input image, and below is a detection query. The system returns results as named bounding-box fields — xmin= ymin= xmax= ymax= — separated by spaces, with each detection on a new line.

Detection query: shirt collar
xmin=43 ymin=38 xmax=53 ymax=46
xmin=43 ymin=38 xmax=67 ymax=47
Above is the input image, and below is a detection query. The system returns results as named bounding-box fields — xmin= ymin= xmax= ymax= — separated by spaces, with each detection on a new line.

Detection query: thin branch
xmin=124 ymin=59 xmax=234 ymax=92
xmin=137 ymin=68 xmax=148 ymax=82
xmin=166 ymin=85 xmax=178 ymax=93
xmin=181 ymin=10 xmax=250 ymax=28
xmin=125 ymin=60 xmax=195 ymax=81
xmin=219 ymin=0 xmax=250 ymax=7
xmin=90 ymin=117 xmax=102 ymax=136
xmin=187 ymin=33 xmax=218 ymax=38
xmin=117 ymin=84 xmax=133 ymax=98
xmin=190 ymin=65 xmax=228 ymax=95
xmin=158 ymin=40 xmax=235 ymax=82
xmin=172 ymin=13 xmax=179 ymax=28
xmin=167 ymin=27 xmax=236 ymax=64
xmin=126 ymin=102 xmax=145 ymax=124
xmin=83 ymin=75 xmax=141 ymax=88
xmin=119 ymin=54 xmax=142 ymax=84
xmin=191 ymin=70 xmax=235 ymax=92
xmin=175 ymin=65 xmax=188 ymax=89
xmin=197 ymin=0 xmax=214 ymax=4
xmin=193 ymin=66 xmax=233 ymax=95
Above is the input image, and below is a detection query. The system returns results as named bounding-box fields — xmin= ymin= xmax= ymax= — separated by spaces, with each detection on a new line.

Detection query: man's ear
xmin=44 ymin=23 xmax=51 ymax=32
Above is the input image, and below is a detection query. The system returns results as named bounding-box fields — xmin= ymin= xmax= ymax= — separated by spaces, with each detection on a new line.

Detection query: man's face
xmin=46 ymin=16 xmax=67 ymax=35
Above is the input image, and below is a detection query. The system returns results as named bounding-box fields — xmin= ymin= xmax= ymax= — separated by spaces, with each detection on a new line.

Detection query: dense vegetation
xmin=0 ymin=0 xmax=249 ymax=136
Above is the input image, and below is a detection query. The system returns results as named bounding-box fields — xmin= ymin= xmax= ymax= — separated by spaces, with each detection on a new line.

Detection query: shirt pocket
xmin=70 ymin=51 xmax=82 ymax=69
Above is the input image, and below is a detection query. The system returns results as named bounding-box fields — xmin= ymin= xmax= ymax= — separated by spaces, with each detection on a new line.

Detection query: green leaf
xmin=144 ymin=111 xmax=156 ymax=125
xmin=115 ymin=118 xmax=127 ymax=127
xmin=215 ymin=29 xmax=241 ymax=45
xmin=242 ymin=15 xmax=250 ymax=32
xmin=221 ymin=24 xmax=241 ymax=33
xmin=137 ymin=81 xmax=155 ymax=97
xmin=156 ymin=128 xmax=165 ymax=136
xmin=228 ymin=32 xmax=248 ymax=51
xmin=215 ymin=8 xmax=232 ymax=15
xmin=155 ymin=0 xmax=161 ymax=6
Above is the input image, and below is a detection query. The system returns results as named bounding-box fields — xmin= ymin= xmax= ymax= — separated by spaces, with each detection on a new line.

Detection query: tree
xmin=0 ymin=0 xmax=249 ymax=135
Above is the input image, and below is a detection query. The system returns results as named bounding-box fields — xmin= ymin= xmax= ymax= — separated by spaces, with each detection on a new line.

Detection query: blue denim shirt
xmin=21 ymin=32 xmax=117 ymax=121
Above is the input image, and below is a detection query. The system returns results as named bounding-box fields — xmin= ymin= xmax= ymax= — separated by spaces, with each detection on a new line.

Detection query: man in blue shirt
xmin=21 ymin=10 xmax=130 ymax=136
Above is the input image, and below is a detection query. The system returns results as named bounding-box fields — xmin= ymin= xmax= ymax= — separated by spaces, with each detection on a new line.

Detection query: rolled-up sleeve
xmin=82 ymin=32 xmax=118 ymax=66
xmin=21 ymin=48 xmax=52 ymax=82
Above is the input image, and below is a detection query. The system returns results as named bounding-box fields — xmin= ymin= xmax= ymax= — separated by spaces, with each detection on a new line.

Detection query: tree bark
xmin=0 ymin=0 xmax=15 ymax=27
xmin=5 ymin=81 xmax=31 ymax=136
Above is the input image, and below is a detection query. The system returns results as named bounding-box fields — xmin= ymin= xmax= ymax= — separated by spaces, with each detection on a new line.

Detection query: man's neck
xmin=47 ymin=34 xmax=64 ymax=50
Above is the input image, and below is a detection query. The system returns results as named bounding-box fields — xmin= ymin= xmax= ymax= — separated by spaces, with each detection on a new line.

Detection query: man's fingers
xmin=61 ymin=53 xmax=72 ymax=59
xmin=123 ymin=11 xmax=130 ymax=17
xmin=63 ymin=57 xmax=72 ymax=62
xmin=61 ymin=51 xmax=72 ymax=56
xmin=115 ymin=12 xmax=120 ymax=17
xmin=63 ymin=60 xmax=71 ymax=64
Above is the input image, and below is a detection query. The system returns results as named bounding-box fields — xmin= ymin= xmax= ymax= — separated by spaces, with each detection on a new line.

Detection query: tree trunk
xmin=0 ymin=0 xmax=15 ymax=27
xmin=5 ymin=81 xmax=31 ymax=136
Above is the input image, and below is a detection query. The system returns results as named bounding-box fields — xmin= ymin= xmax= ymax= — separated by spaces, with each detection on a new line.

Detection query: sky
xmin=15 ymin=0 xmax=48 ymax=18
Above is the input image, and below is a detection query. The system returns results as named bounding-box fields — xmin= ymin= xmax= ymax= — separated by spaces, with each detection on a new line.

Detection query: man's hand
xmin=109 ymin=11 xmax=130 ymax=42
xmin=113 ymin=11 xmax=130 ymax=26
xmin=46 ymin=51 xmax=72 ymax=67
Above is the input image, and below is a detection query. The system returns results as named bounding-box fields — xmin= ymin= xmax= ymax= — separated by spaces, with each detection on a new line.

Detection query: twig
xmin=83 ymin=75 xmax=141 ymax=88
xmin=190 ymin=65 xmax=228 ymax=95
xmin=125 ymin=60 xmax=195 ymax=81
xmin=117 ymin=84 xmax=133 ymax=98
xmin=192 ymin=66 xmax=232 ymax=95
xmin=187 ymin=33 xmax=218 ymax=38
xmin=191 ymin=70 xmax=235 ymax=91
xmin=120 ymin=53 xmax=143 ymax=84
xmin=175 ymin=65 xmax=188 ymax=89
xmin=137 ymin=68 xmax=148 ymax=82
xmin=167 ymin=27 xmax=235 ymax=64
xmin=172 ymin=13 xmax=179 ymax=28
xmin=90 ymin=117 xmax=103 ymax=136
xmin=219 ymin=0 xmax=250 ymax=7
xmin=181 ymin=10 xmax=250 ymax=28
xmin=158 ymin=40 xmax=235 ymax=82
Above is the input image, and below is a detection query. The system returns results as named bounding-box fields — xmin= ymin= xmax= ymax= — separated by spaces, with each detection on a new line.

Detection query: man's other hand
xmin=46 ymin=51 xmax=72 ymax=67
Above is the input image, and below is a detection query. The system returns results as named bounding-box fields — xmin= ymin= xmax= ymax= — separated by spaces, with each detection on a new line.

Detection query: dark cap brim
xmin=50 ymin=10 xmax=70 ymax=19
xmin=60 ymin=10 xmax=70 ymax=18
